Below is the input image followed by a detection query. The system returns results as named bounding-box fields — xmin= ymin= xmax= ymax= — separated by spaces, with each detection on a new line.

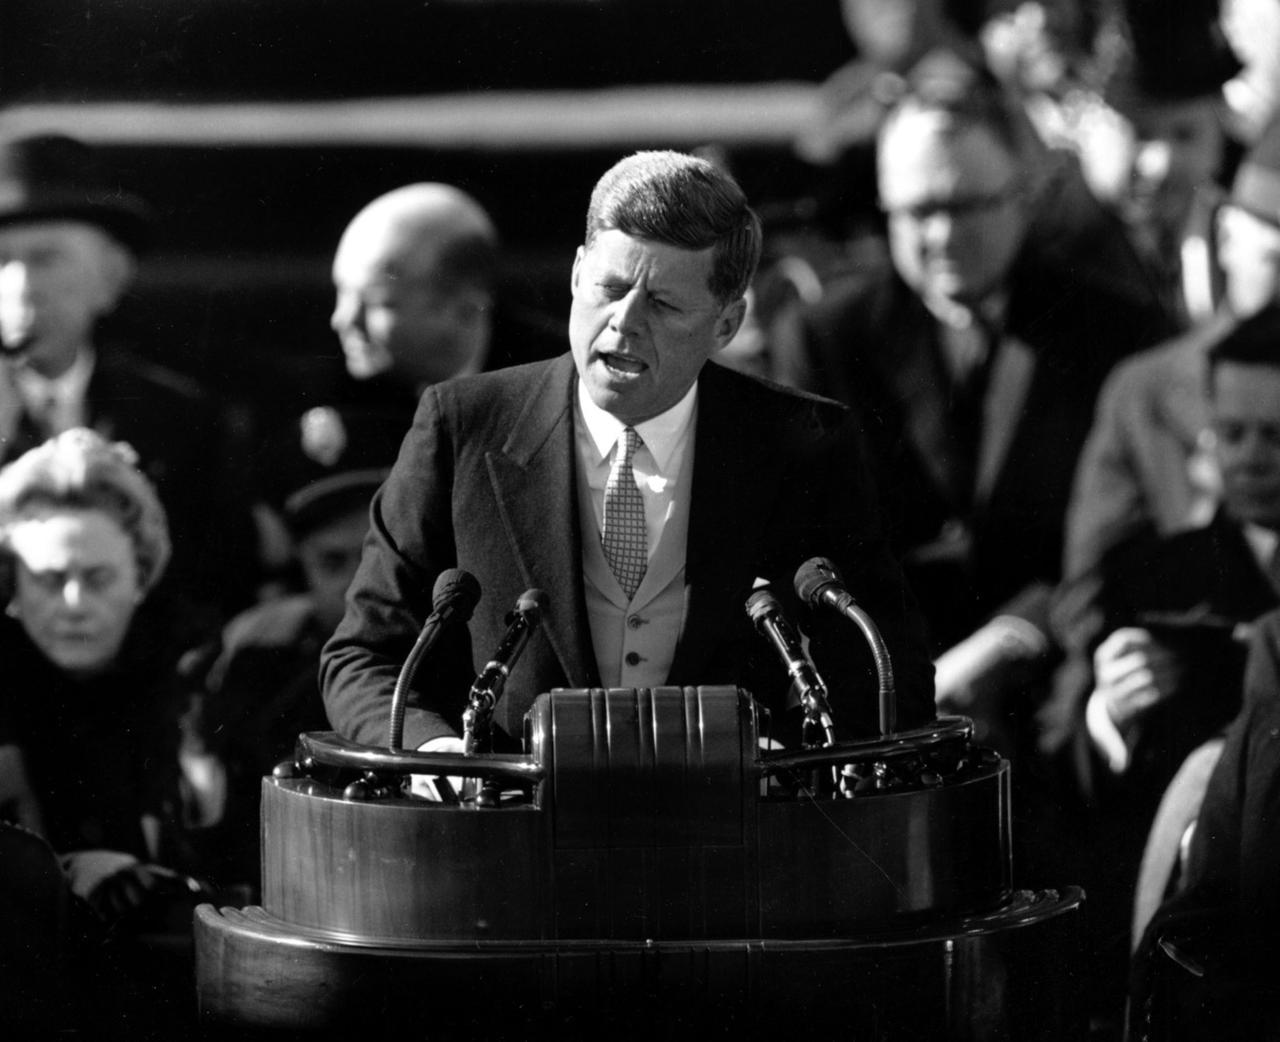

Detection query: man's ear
xmin=570 ymin=246 xmax=585 ymax=292
xmin=93 ymin=236 xmax=136 ymax=314
xmin=450 ymin=287 xmax=494 ymax=327
xmin=714 ymin=295 xmax=749 ymax=347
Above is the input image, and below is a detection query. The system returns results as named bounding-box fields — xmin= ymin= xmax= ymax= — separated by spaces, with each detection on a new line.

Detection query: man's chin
xmin=344 ymin=351 xmax=393 ymax=381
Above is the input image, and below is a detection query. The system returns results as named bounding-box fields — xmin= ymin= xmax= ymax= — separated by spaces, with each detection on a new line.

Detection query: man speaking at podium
xmin=321 ymin=151 xmax=934 ymax=754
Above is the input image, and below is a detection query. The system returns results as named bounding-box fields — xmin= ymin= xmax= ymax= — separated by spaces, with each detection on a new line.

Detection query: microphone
xmin=430 ymin=568 xmax=483 ymax=626
xmin=795 ymin=556 xmax=858 ymax=619
xmin=794 ymin=557 xmax=897 ymax=736
xmin=388 ymin=568 xmax=482 ymax=749
xmin=745 ymin=584 xmax=835 ymax=748
xmin=462 ymin=589 xmax=549 ymax=757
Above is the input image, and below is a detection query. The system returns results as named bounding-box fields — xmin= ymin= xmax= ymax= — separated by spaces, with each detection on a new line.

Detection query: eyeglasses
xmin=881 ymin=183 xmax=1024 ymax=224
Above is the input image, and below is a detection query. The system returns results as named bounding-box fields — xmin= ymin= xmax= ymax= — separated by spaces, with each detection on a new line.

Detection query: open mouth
xmin=600 ymin=352 xmax=646 ymax=376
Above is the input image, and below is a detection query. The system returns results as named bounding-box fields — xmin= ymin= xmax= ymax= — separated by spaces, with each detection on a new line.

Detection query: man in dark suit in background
xmin=0 ymin=133 xmax=253 ymax=620
xmin=1052 ymin=306 xmax=1280 ymax=1026
xmin=790 ymin=54 xmax=1171 ymax=720
xmin=321 ymin=150 xmax=934 ymax=757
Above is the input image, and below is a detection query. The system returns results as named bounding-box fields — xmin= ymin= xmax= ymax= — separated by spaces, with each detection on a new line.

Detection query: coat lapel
xmin=974 ymin=334 xmax=1037 ymax=505
xmin=485 ymin=356 xmax=600 ymax=687
xmin=668 ymin=363 xmax=775 ymax=682
xmin=867 ymin=294 xmax=963 ymax=502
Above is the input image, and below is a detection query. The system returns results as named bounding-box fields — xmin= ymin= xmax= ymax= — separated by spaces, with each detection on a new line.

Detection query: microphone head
xmin=515 ymin=588 xmax=549 ymax=622
xmin=745 ymin=586 xmax=782 ymax=627
xmin=432 ymin=568 xmax=482 ymax=621
xmin=794 ymin=556 xmax=842 ymax=607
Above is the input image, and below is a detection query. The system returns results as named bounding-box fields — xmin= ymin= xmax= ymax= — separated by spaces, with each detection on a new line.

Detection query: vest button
xmin=625 ymin=651 xmax=642 ymax=666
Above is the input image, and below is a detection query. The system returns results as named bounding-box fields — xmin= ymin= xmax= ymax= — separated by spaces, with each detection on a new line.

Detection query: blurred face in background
xmin=0 ymin=221 xmax=132 ymax=377
xmin=1122 ymin=97 xmax=1225 ymax=243
xmin=6 ymin=505 xmax=142 ymax=676
xmin=1211 ymin=361 xmax=1280 ymax=530
xmin=1218 ymin=202 xmax=1280 ymax=317
xmin=331 ymin=223 xmax=486 ymax=388
xmin=297 ymin=507 xmax=368 ymax=633
xmin=841 ymin=0 xmax=948 ymax=70
xmin=879 ymin=108 xmax=1029 ymax=314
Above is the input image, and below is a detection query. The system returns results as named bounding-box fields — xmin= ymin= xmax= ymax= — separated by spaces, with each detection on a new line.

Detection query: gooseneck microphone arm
xmin=388 ymin=568 xmax=481 ymax=749
xmin=795 ymin=557 xmax=897 ymax=736
xmin=745 ymin=586 xmax=837 ymax=749
xmin=462 ymin=589 xmax=549 ymax=757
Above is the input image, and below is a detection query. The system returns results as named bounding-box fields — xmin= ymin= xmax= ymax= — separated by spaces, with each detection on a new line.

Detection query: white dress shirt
xmin=13 ymin=347 xmax=94 ymax=437
xmin=574 ymin=380 xmax=698 ymax=688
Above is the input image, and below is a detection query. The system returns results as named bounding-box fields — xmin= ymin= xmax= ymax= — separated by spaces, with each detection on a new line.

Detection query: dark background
xmin=0 ymin=1 xmax=854 ymax=409
xmin=0 ymin=1 xmax=851 ymax=100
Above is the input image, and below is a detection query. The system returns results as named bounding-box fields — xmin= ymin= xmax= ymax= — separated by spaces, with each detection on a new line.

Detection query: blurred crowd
xmin=2 ymin=0 xmax=1280 ymax=1037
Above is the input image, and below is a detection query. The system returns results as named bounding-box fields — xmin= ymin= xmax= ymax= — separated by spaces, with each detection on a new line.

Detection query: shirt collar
xmin=14 ymin=346 xmax=95 ymax=406
xmin=1244 ymin=521 xmax=1280 ymax=572
xmin=923 ymin=288 xmax=1009 ymax=334
xmin=576 ymin=378 xmax=698 ymax=473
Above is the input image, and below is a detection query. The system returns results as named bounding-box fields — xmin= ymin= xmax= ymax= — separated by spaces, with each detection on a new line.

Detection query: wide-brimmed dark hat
xmin=1104 ymin=0 xmax=1241 ymax=112
xmin=0 ymin=133 xmax=153 ymax=252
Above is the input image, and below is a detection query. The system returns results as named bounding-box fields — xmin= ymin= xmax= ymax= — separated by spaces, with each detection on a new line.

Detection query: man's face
xmin=1218 ymin=203 xmax=1280 ymax=317
xmin=1123 ymin=97 xmax=1224 ymax=239
xmin=1212 ymin=361 xmax=1280 ymax=529
xmin=331 ymin=228 xmax=476 ymax=387
xmin=569 ymin=229 xmax=745 ymax=425
xmin=878 ymin=113 xmax=1028 ymax=313
xmin=840 ymin=0 xmax=941 ymax=69
xmin=297 ymin=508 xmax=369 ymax=634
xmin=7 ymin=506 xmax=142 ymax=677
xmin=0 ymin=221 xmax=129 ymax=373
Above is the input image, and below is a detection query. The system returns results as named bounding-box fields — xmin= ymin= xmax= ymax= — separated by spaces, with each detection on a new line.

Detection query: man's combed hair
xmin=0 ymin=428 xmax=171 ymax=591
xmin=878 ymin=50 xmax=1046 ymax=171
xmin=585 ymin=151 xmax=763 ymax=305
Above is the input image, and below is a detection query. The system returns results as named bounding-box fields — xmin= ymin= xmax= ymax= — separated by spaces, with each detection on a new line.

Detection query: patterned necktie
xmin=602 ymin=426 xmax=647 ymax=600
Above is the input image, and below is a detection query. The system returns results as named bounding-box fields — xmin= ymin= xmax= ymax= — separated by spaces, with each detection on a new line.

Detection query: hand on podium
xmin=410 ymin=736 xmax=466 ymax=801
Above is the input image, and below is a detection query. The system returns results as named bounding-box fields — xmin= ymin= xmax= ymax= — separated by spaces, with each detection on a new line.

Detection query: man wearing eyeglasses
xmin=793 ymin=53 xmax=1170 ymax=735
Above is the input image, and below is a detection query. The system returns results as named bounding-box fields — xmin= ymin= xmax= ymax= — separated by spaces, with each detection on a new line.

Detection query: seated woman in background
xmin=0 ymin=428 xmax=206 ymax=925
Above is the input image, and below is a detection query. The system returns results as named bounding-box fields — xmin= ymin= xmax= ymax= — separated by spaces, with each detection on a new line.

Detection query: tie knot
xmin=619 ymin=427 xmax=641 ymax=462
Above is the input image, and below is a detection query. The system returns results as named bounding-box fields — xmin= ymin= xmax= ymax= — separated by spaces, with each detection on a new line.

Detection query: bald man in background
xmin=253 ymin=183 xmax=565 ymax=591
xmin=330 ymin=182 xmax=564 ymax=422
xmin=330 ymin=183 xmax=500 ymax=424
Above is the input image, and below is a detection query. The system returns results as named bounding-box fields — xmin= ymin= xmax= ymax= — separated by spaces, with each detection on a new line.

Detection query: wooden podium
xmin=195 ymin=687 xmax=1084 ymax=1039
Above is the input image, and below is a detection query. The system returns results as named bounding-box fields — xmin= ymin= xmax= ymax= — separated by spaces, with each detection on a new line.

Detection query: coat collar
xmin=874 ymin=274 xmax=1041 ymax=508
xmin=668 ymin=361 xmax=780 ymax=682
xmin=487 ymin=354 xmax=599 ymax=686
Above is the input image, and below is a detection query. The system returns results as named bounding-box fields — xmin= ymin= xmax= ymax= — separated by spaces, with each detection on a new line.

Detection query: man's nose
xmin=609 ymin=287 xmax=646 ymax=335
xmin=1134 ymin=140 xmax=1172 ymax=185
xmin=331 ymin=291 xmax=362 ymax=333
xmin=919 ymin=211 xmax=956 ymax=251
xmin=61 ymin=578 xmax=86 ymax=609
xmin=0 ymin=261 xmax=31 ymax=303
